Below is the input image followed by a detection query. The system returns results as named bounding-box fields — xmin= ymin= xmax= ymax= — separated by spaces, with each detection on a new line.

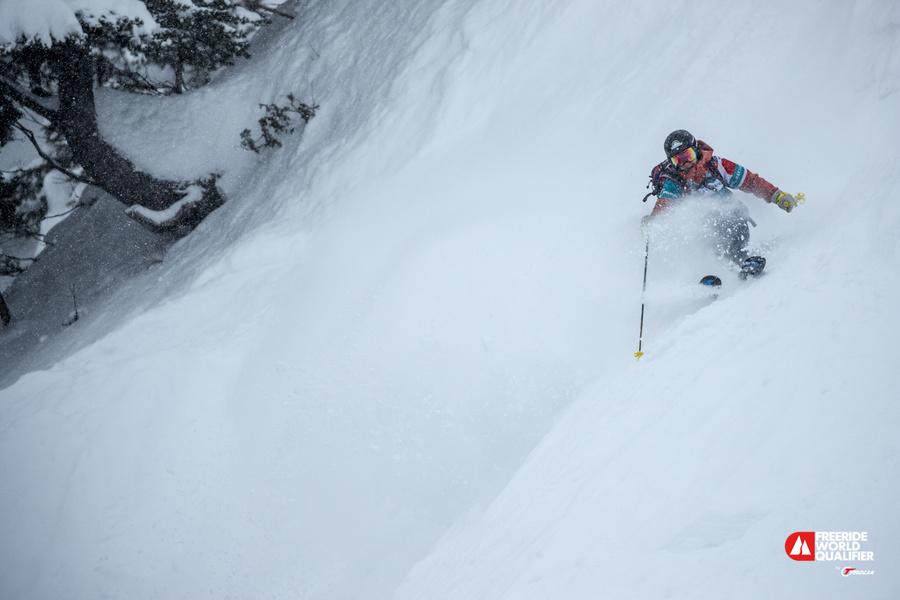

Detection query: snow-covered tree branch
xmin=0 ymin=0 xmax=293 ymax=250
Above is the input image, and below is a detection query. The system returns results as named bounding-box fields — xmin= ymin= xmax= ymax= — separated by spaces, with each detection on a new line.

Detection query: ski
xmin=699 ymin=275 xmax=723 ymax=287
xmin=699 ymin=274 xmax=722 ymax=300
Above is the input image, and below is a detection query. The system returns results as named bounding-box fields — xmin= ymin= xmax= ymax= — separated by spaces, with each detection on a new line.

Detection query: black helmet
xmin=664 ymin=130 xmax=696 ymax=159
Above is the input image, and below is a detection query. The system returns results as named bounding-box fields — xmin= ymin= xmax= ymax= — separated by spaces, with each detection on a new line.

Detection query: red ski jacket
xmin=651 ymin=140 xmax=778 ymax=216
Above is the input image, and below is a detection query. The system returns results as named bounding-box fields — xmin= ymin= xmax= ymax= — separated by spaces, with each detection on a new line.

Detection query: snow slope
xmin=2 ymin=0 xmax=899 ymax=599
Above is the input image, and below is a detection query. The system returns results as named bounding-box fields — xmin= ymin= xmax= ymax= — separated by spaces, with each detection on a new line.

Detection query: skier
xmin=643 ymin=129 xmax=796 ymax=278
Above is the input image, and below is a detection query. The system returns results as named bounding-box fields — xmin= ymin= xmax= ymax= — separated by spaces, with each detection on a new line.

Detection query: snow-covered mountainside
xmin=2 ymin=0 xmax=899 ymax=599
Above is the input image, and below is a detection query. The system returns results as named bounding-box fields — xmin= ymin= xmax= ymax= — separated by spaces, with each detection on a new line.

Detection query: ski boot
xmin=739 ymin=256 xmax=766 ymax=279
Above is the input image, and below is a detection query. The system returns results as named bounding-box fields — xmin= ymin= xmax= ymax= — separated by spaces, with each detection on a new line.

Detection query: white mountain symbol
xmin=790 ymin=535 xmax=812 ymax=556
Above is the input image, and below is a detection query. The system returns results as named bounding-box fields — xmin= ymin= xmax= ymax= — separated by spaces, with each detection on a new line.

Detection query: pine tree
xmin=142 ymin=0 xmax=260 ymax=94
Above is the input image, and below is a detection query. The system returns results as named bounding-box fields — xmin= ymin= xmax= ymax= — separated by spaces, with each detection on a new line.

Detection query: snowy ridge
xmin=2 ymin=0 xmax=899 ymax=599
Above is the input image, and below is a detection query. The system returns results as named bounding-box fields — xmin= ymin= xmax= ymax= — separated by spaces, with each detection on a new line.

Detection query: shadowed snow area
xmin=1 ymin=0 xmax=899 ymax=599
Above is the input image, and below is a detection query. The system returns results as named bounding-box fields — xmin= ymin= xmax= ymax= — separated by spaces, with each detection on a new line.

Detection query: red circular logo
xmin=785 ymin=532 xmax=815 ymax=561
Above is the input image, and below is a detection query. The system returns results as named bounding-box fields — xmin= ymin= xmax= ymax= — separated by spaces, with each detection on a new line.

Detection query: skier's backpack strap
xmin=703 ymin=156 xmax=728 ymax=188
xmin=643 ymin=160 xmax=683 ymax=202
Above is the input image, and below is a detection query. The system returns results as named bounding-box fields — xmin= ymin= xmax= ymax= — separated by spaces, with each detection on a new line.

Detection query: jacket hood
xmin=681 ymin=140 xmax=715 ymax=183
xmin=696 ymin=140 xmax=714 ymax=161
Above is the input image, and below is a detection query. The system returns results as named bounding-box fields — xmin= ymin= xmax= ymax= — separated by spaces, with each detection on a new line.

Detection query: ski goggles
xmin=669 ymin=146 xmax=698 ymax=169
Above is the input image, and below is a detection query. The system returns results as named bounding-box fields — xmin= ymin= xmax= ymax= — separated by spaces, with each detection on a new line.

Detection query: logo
xmin=786 ymin=532 xmax=815 ymax=561
xmin=841 ymin=566 xmax=874 ymax=577
xmin=784 ymin=531 xmax=875 ymax=563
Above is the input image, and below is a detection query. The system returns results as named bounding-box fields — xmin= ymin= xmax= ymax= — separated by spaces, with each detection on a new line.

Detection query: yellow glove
xmin=770 ymin=190 xmax=795 ymax=213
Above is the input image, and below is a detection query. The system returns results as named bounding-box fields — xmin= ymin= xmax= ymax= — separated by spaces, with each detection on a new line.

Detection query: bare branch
xmin=12 ymin=122 xmax=93 ymax=185
xmin=0 ymin=74 xmax=58 ymax=123
xmin=44 ymin=204 xmax=84 ymax=220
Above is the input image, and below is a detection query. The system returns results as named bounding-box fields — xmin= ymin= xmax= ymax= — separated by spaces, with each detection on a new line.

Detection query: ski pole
xmin=634 ymin=231 xmax=650 ymax=360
